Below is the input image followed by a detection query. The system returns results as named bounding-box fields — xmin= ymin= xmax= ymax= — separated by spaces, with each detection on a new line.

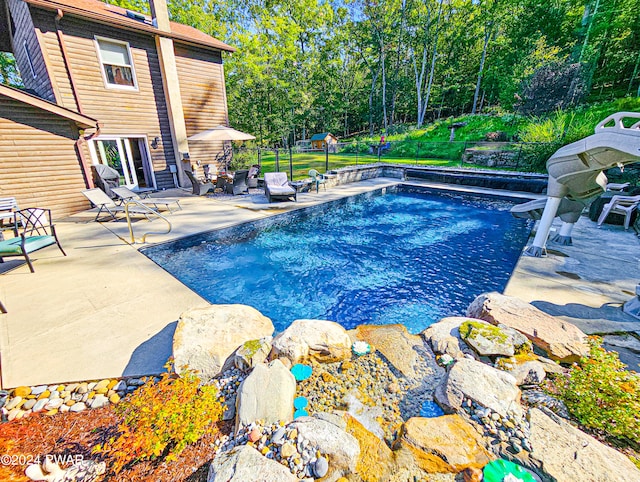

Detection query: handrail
xmin=594 ymin=111 xmax=640 ymax=133
xmin=124 ymin=199 xmax=171 ymax=244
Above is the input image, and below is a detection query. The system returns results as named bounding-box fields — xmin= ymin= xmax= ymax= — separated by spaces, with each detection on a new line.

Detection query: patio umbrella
xmin=187 ymin=126 xmax=256 ymax=172
xmin=187 ymin=125 xmax=256 ymax=141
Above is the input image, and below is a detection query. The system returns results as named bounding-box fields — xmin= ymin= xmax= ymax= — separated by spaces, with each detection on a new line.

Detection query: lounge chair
xmin=309 ymin=169 xmax=327 ymax=193
xmin=0 ymin=208 xmax=66 ymax=272
xmin=81 ymin=188 xmax=157 ymax=222
xmin=597 ymin=194 xmax=640 ymax=230
xmin=185 ymin=170 xmax=214 ymax=196
xmin=226 ymin=170 xmax=249 ymax=195
xmin=112 ymin=187 xmax=182 ymax=213
xmin=91 ymin=164 xmax=121 ymax=198
xmin=0 ymin=197 xmax=19 ymax=238
xmin=264 ymin=172 xmax=297 ymax=203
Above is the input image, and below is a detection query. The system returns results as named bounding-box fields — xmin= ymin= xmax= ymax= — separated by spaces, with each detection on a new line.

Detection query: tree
xmin=0 ymin=53 xmax=22 ymax=87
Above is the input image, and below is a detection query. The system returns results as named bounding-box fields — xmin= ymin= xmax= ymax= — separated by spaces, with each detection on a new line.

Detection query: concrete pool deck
xmin=1 ymin=177 xmax=639 ymax=388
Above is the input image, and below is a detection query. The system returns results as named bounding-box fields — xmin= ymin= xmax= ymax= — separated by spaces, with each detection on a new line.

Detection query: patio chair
xmin=81 ymin=188 xmax=157 ymax=222
xmin=185 ymin=170 xmax=214 ymax=196
xmin=247 ymin=164 xmax=260 ymax=188
xmin=91 ymin=164 xmax=121 ymax=198
xmin=264 ymin=172 xmax=297 ymax=203
xmin=597 ymin=194 xmax=640 ymax=230
xmin=309 ymin=169 xmax=327 ymax=193
xmin=112 ymin=187 xmax=182 ymax=213
xmin=0 ymin=208 xmax=66 ymax=273
xmin=226 ymin=169 xmax=249 ymax=195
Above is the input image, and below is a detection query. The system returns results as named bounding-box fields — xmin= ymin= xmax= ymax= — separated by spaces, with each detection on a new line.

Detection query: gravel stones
xmin=463 ymin=397 xmax=532 ymax=456
xmin=1 ymin=377 xmax=151 ymax=421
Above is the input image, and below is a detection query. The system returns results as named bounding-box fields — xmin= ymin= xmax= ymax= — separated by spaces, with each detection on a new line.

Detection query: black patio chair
xmin=185 ymin=170 xmax=214 ymax=196
xmin=226 ymin=170 xmax=249 ymax=195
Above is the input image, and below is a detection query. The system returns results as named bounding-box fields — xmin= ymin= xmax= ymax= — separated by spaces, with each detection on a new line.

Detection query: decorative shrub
xmin=547 ymin=337 xmax=640 ymax=448
xmin=95 ymin=364 xmax=223 ymax=473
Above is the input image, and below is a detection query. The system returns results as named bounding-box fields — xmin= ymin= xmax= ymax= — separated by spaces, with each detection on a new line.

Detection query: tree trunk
xmin=579 ymin=0 xmax=600 ymax=63
xmin=627 ymin=49 xmax=640 ymax=96
xmin=388 ymin=0 xmax=408 ymax=128
xmin=380 ymin=37 xmax=388 ymax=131
xmin=416 ymin=0 xmax=443 ymax=128
xmin=472 ymin=25 xmax=491 ymax=115
xmin=369 ymin=66 xmax=380 ymax=136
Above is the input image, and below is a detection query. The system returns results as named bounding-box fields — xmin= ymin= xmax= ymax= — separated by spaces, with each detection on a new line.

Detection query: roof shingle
xmin=24 ymin=0 xmax=235 ymax=52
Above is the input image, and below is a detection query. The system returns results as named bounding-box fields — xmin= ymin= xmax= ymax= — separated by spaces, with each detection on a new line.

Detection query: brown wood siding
xmin=0 ymin=96 xmax=90 ymax=218
xmin=6 ymin=0 xmax=55 ymax=101
xmin=31 ymin=9 xmax=176 ymax=188
xmin=175 ymin=45 xmax=228 ymax=168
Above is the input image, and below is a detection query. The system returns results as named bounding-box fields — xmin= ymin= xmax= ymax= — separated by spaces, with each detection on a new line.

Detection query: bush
xmin=547 ymin=337 xmax=640 ymax=447
xmin=95 ymin=364 xmax=224 ymax=473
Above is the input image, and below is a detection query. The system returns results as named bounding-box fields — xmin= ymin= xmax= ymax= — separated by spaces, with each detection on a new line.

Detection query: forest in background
xmin=1 ymin=0 xmax=639 ymax=146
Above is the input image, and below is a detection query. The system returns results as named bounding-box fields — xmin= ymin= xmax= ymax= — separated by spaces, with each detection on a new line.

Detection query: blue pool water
xmin=143 ymin=186 xmax=532 ymax=333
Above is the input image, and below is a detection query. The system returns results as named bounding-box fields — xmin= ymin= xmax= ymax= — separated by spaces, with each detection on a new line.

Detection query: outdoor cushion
xmin=269 ymin=185 xmax=296 ymax=195
xmin=0 ymin=235 xmax=56 ymax=255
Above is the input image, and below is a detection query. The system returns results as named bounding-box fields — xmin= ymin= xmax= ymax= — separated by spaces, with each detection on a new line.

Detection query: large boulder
xmin=467 ymin=292 xmax=588 ymax=363
xmin=207 ymin=445 xmax=297 ymax=482
xmin=272 ymin=319 xmax=352 ymax=364
xmin=499 ymin=358 xmax=547 ymax=386
xmin=173 ymin=305 xmax=274 ymax=380
xmin=288 ymin=416 xmax=360 ymax=481
xmin=232 ymin=337 xmax=273 ymax=371
xmin=527 ymin=408 xmax=640 ymax=482
xmin=344 ymin=413 xmax=396 ymax=482
xmin=421 ymin=317 xmax=476 ymax=360
xmin=459 ymin=319 xmax=531 ymax=357
xmin=393 ymin=415 xmax=494 ymax=473
xmin=235 ymin=359 xmax=296 ymax=431
xmin=435 ymin=358 xmax=522 ymax=419
xmin=354 ymin=324 xmax=431 ymax=379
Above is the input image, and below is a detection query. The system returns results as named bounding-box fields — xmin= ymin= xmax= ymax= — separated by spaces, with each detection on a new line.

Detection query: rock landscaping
xmin=2 ymin=293 xmax=640 ymax=482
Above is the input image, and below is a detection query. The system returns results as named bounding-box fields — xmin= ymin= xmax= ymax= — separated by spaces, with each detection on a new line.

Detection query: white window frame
xmin=23 ymin=40 xmax=37 ymax=79
xmin=88 ymin=135 xmax=157 ymax=190
xmin=94 ymin=36 xmax=138 ymax=91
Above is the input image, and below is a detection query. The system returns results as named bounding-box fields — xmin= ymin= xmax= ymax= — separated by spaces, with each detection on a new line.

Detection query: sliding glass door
xmin=89 ymin=137 xmax=155 ymax=190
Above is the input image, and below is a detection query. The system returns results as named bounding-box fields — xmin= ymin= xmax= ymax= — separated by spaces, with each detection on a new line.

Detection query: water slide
xmin=511 ymin=112 xmax=640 ymax=256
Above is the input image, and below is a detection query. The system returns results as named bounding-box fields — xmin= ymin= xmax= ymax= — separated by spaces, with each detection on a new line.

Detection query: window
xmin=95 ymin=37 xmax=137 ymax=89
xmin=23 ymin=41 xmax=37 ymax=79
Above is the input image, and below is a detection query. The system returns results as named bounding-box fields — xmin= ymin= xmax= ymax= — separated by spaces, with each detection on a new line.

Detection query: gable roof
xmin=310 ymin=132 xmax=335 ymax=141
xmin=0 ymin=83 xmax=99 ymax=129
xmin=24 ymin=0 xmax=235 ymax=53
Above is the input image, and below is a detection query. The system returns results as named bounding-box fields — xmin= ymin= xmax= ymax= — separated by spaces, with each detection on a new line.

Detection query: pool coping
xmin=0 ymin=177 xmax=638 ymax=388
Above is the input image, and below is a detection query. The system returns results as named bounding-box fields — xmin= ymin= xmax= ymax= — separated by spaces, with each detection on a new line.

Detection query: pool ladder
xmin=124 ymin=199 xmax=172 ymax=244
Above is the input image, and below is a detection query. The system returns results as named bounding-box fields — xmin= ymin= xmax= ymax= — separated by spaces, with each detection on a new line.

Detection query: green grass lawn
xmin=256 ymin=151 xmax=460 ymax=180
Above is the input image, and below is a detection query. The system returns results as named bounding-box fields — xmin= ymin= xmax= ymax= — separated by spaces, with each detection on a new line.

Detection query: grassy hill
xmin=355 ymin=97 xmax=640 ymax=145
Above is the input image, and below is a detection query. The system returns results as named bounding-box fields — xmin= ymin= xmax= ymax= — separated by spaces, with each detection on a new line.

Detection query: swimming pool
xmin=142 ymin=185 xmax=533 ymax=333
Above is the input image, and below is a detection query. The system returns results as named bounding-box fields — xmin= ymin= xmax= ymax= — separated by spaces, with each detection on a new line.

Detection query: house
xmin=0 ymin=0 xmax=235 ymax=217
xmin=0 ymin=83 xmax=99 ymax=215
xmin=310 ymin=133 xmax=338 ymax=152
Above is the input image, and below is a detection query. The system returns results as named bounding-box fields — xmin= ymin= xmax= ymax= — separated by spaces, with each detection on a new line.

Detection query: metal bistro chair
xmin=0 ymin=208 xmax=66 ymax=273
